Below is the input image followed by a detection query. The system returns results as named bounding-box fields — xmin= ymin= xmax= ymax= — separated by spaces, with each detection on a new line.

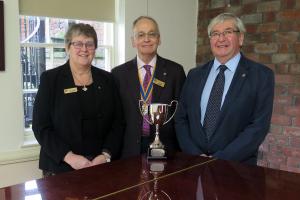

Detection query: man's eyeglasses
xmin=209 ymin=29 xmax=240 ymax=39
xmin=134 ymin=32 xmax=159 ymax=40
xmin=70 ymin=41 xmax=96 ymax=50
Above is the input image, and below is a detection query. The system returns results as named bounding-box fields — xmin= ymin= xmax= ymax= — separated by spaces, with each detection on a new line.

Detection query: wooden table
xmin=1 ymin=153 xmax=300 ymax=200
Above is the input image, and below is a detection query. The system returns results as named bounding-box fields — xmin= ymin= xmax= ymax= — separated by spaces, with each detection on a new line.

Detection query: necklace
xmin=72 ymin=69 xmax=92 ymax=92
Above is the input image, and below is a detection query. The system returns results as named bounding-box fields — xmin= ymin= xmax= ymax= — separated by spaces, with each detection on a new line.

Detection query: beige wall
xmin=0 ymin=160 xmax=42 ymax=188
xmin=123 ymin=0 xmax=198 ymax=71
xmin=0 ymin=1 xmax=23 ymax=152
xmin=0 ymin=0 xmax=41 ymax=188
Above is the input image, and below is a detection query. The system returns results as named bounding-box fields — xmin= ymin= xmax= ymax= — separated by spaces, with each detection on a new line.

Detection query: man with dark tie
xmin=175 ymin=13 xmax=274 ymax=165
xmin=112 ymin=16 xmax=186 ymax=158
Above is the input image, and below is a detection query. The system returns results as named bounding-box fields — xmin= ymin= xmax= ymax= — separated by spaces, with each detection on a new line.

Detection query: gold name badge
xmin=153 ymin=78 xmax=165 ymax=88
xmin=64 ymin=87 xmax=78 ymax=94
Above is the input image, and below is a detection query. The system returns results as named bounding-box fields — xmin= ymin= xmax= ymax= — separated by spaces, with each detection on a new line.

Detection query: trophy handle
xmin=139 ymin=100 xmax=153 ymax=125
xmin=163 ymin=100 xmax=178 ymax=125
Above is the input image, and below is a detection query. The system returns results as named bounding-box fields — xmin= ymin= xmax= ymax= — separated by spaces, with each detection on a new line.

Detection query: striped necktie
xmin=142 ymin=65 xmax=152 ymax=136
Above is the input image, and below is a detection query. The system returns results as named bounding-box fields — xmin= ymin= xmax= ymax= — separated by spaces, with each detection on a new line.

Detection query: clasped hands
xmin=64 ymin=151 xmax=108 ymax=170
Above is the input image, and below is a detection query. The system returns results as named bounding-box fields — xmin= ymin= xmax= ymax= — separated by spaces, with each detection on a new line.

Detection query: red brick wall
xmin=197 ymin=0 xmax=300 ymax=172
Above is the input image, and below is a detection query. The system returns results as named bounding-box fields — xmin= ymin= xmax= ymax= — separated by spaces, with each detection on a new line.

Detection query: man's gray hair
xmin=132 ymin=16 xmax=160 ymax=35
xmin=207 ymin=13 xmax=246 ymax=36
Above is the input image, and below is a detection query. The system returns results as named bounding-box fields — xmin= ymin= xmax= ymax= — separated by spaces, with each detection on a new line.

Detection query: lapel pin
xmin=242 ymin=73 xmax=246 ymax=77
xmin=163 ymin=72 xmax=167 ymax=76
xmin=98 ymin=86 xmax=101 ymax=90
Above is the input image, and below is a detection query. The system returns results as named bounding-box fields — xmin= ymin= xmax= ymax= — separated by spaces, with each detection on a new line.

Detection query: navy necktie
xmin=203 ymin=65 xmax=227 ymax=141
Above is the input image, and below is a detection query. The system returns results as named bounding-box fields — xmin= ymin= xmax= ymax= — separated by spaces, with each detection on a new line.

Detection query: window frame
xmin=20 ymin=16 xmax=115 ymax=144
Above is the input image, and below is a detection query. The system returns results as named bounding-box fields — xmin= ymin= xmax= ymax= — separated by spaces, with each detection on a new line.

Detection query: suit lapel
xmin=61 ymin=63 xmax=82 ymax=120
xmin=194 ymin=61 xmax=213 ymax=130
xmin=217 ymin=56 xmax=249 ymax=126
xmin=127 ymin=59 xmax=141 ymax=110
xmin=61 ymin=62 xmax=75 ymax=88
xmin=152 ymin=56 xmax=167 ymax=103
xmin=91 ymin=67 xmax=106 ymax=114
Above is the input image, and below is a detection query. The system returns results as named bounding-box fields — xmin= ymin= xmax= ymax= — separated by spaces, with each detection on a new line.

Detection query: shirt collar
xmin=213 ymin=52 xmax=241 ymax=73
xmin=137 ymin=55 xmax=157 ymax=69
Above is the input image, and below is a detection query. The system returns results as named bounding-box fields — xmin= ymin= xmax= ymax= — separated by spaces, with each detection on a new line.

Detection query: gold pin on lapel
xmin=64 ymin=87 xmax=78 ymax=94
xmin=153 ymin=78 xmax=165 ymax=87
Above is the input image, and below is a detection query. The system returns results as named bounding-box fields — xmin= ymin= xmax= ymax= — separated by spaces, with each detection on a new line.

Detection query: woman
xmin=32 ymin=23 xmax=124 ymax=176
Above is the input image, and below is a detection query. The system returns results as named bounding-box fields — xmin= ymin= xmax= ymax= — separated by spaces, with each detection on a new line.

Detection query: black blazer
xmin=112 ymin=55 xmax=186 ymax=158
xmin=175 ymin=55 xmax=275 ymax=165
xmin=32 ymin=61 xmax=124 ymax=173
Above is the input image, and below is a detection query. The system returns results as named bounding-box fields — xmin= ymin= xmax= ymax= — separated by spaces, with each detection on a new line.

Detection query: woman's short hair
xmin=207 ymin=13 xmax=246 ymax=36
xmin=65 ymin=23 xmax=98 ymax=48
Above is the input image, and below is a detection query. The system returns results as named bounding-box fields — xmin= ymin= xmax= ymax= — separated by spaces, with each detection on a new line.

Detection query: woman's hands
xmin=64 ymin=151 xmax=92 ymax=170
xmin=91 ymin=154 xmax=107 ymax=166
xmin=64 ymin=151 xmax=109 ymax=170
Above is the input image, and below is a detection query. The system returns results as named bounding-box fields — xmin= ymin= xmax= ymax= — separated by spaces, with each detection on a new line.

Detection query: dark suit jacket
xmin=112 ymin=55 xmax=186 ymax=158
xmin=175 ymin=55 xmax=274 ymax=165
xmin=32 ymin=61 xmax=124 ymax=173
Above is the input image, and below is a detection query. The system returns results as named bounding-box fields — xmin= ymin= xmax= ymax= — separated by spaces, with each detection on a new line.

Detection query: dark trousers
xmin=43 ymin=170 xmax=56 ymax=178
xmin=141 ymin=136 xmax=151 ymax=154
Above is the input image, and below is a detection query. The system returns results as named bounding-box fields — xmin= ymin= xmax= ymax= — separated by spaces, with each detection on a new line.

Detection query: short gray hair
xmin=65 ymin=23 xmax=98 ymax=49
xmin=132 ymin=16 xmax=160 ymax=35
xmin=207 ymin=13 xmax=246 ymax=36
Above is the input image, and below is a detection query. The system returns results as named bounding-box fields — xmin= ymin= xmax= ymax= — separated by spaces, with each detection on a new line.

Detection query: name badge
xmin=64 ymin=87 xmax=78 ymax=94
xmin=153 ymin=78 xmax=165 ymax=88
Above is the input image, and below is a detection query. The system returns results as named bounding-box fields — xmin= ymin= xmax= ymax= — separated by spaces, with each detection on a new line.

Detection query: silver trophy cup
xmin=139 ymin=100 xmax=178 ymax=159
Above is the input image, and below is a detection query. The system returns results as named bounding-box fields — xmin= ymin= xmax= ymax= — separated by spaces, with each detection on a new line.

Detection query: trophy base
xmin=147 ymin=148 xmax=167 ymax=160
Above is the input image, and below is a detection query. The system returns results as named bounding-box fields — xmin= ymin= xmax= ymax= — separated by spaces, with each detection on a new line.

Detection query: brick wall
xmin=197 ymin=0 xmax=300 ymax=173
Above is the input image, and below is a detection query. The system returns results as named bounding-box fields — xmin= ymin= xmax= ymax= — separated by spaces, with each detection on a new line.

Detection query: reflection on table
xmin=1 ymin=153 xmax=300 ymax=200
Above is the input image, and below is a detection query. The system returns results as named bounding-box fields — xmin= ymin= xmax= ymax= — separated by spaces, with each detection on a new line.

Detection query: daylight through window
xmin=20 ymin=16 xmax=114 ymax=131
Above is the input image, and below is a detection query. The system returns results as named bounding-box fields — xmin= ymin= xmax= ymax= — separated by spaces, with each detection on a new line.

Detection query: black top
xmin=32 ymin=61 xmax=124 ymax=173
xmin=77 ymin=83 xmax=100 ymax=157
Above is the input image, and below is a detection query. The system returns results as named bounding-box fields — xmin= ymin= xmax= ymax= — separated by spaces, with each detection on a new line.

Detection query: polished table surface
xmin=1 ymin=153 xmax=300 ymax=200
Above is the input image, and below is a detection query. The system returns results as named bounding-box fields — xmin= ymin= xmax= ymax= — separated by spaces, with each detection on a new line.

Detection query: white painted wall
xmin=0 ymin=0 xmax=198 ymax=188
xmin=0 ymin=0 xmax=42 ymax=188
xmin=0 ymin=0 xmax=24 ymax=152
xmin=122 ymin=0 xmax=198 ymax=71
xmin=0 ymin=160 xmax=41 ymax=188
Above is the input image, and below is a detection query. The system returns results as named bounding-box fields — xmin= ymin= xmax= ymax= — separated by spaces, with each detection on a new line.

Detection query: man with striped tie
xmin=112 ymin=16 xmax=186 ymax=159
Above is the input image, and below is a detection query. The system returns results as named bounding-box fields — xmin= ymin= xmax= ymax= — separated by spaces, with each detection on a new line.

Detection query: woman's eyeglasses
xmin=70 ymin=41 xmax=95 ymax=50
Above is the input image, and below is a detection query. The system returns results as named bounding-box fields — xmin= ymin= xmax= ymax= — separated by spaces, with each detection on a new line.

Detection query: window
xmin=20 ymin=16 xmax=114 ymax=131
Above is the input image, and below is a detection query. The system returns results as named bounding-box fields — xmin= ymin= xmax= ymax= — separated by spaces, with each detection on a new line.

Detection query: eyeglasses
xmin=134 ymin=31 xmax=159 ymax=40
xmin=70 ymin=41 xmax=95 ymax=50
xmin=209 ymin=29 xmax=240 ymax=39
